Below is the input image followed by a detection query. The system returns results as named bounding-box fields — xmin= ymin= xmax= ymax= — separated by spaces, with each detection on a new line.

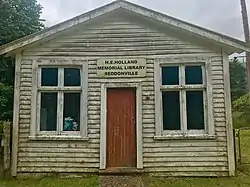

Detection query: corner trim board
xmin=11 ymin=53 xmax=21 ymax=176
xmin=223 ymin=50 xmax=236 ymax=176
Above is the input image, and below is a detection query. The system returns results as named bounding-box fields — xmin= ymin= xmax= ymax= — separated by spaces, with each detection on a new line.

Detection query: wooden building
xmin=0 ymin=0 xmax=249 ymax=177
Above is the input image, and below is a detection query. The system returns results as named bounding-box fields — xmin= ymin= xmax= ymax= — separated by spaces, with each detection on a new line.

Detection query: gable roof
xmin=0 ymin=0 xmax=250 ymax=56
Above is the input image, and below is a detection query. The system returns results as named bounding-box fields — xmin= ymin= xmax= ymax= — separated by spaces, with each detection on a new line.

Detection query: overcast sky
xmin=37 ymin=0 xmax=250 ymax=41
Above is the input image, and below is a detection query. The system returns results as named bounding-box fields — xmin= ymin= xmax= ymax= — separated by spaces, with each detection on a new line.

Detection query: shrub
xmin=232 ymin=93 xmax=250 ymax=129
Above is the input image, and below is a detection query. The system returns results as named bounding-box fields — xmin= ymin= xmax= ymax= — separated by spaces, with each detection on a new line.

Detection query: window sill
xmin=29 ymin=136 xmax=89 ymax=141
xmin=154 ymin=134 xmax=216 ymax=140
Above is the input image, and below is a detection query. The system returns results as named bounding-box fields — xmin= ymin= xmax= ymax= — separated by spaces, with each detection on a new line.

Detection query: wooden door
xmin=106 ymin=88 xmax=136 ymax=168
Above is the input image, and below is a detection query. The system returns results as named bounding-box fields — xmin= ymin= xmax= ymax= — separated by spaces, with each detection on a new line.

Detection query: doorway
xmin=106 ymin=88 xmax=137 ymax=168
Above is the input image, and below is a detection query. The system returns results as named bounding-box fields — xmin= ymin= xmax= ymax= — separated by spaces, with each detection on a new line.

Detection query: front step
xmin=100 ymin=175 xmax=145 ymax=187
xmin=99 ymin=167 xmax=144 ymax=175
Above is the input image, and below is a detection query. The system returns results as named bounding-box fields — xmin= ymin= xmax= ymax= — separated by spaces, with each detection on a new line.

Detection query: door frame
xmin=100 ymin=82 xmax=143 ymax=170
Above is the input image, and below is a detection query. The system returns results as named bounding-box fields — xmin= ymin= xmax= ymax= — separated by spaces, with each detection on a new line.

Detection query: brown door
xmin=106 ymin=88 xmax=136 ymax=168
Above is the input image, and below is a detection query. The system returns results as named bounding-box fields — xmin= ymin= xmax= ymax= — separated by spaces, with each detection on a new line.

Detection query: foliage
xmin=232 ymin=93 xmax=250 ymax=129
xmin=0 ymin=0 xmax=44 ymax=46
xmin=0 ymin=0 xmax=44 ymax=121
xmin=0 ymin=83 xmax=13 ymax=121
xmin=233 ymin=93 xmax=250 ymax=112
xmin=229 ymin=57 xmax=248 ymax=101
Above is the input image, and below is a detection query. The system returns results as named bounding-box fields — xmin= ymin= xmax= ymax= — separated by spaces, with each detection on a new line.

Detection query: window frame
xmin=30 ymin=59 xmax=88 ymax=139
xmin=154 ymin=57 xmax=215 ymax=139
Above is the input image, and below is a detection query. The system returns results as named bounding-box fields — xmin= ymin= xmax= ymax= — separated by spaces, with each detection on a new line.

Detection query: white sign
xmin=97 ymin=59 xmax=147 ymax=78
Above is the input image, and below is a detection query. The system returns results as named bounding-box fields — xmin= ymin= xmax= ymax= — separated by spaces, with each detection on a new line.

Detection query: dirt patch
xmin=100 ymin=175 xmax=145 ymax=187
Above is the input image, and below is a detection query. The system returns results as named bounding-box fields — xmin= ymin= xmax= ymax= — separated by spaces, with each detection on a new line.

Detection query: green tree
xmin=0 ymin=0 xmax=44 ymax=121
xmin=229 ymin=57 xmax=248 ymax=101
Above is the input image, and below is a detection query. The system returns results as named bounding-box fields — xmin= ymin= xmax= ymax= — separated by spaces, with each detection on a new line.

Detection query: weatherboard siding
xmin=16 ymin=17 xmax=228 ymax=176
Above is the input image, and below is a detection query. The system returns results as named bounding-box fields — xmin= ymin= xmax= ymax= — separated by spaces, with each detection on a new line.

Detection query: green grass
xmin=237 ymin=129 xmax=250 ymax=164
xmin=143 ymin=173 xmax=250 ymax=187
xmin=0 ymin=176 xmax=99 ymax=187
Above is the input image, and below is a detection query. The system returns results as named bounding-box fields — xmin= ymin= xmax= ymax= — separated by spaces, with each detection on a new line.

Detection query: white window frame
xmin=30 ymin=59 xmax=88 ymax=139
xmin=154 ymin=57 xmax=215 ymax=139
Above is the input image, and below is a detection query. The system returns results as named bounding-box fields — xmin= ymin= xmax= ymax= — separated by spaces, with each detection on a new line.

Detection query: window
xmin=37 ymin=67 xmax=84 ymax=135
xmin=159 ymin=64 xmax=209 ymax=135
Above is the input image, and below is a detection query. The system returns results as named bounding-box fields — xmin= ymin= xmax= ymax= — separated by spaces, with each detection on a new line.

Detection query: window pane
xmin=162 ymin=66 xmax=179 ymax=85
xmin=63 ymin=93 xmax=81 ymax=131
xmin=64 ymin=68 xmax=81 ymax=86
xmin=41 ymin=68 xmax=58 ymax=86
xmin=40 ymin=93 xmax=57 ymax=131
xmin=185 ymin=66 xmax=203 ymax=84
xmin=162 ymin=91 xmax=181 ymax=130
xmin=186 ymin=91 xmax=204 ymax=130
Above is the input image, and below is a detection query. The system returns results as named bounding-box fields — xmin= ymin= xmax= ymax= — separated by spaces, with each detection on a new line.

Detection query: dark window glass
xmin=63 ymin=93 xmax=81 ymax=131
xmin=162 ymin=66 xmax=179 ymax=85
xmin=40 ymin=93 xmax=57 ymax=131
xmin=41 ymin=68 xmax=58 ymax=86
xmin=185 ymin=66 xmax=203 ymax=84
xmin=64 ymin=68 xmax=81 ymax=86
xmin=162 ymin=91 xmax=181 ymax=130
xmin=186 ymin=91 xmax=204 ymax=130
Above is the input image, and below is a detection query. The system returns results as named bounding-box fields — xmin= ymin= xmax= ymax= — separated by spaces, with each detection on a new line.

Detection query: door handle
xmin=132 ymin=118 xmax=136 ymax=125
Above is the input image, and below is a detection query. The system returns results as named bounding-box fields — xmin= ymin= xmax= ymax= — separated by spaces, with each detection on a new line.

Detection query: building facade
xmin=0 ymin=0 xmax=249 ymax=177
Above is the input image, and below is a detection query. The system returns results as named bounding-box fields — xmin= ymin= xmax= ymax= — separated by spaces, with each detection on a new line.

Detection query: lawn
xmin=0 ymin=176 xmax=99 ymax=187
xmin=144 ymin=172 xmax=250 ymax=187
xmin=0 ymin=171 xmax=250 ymax=187
xmin=236 ymin=128 xmax=250 ymax=164
xmin=0 ymin=173 xmax=250 ymax=187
